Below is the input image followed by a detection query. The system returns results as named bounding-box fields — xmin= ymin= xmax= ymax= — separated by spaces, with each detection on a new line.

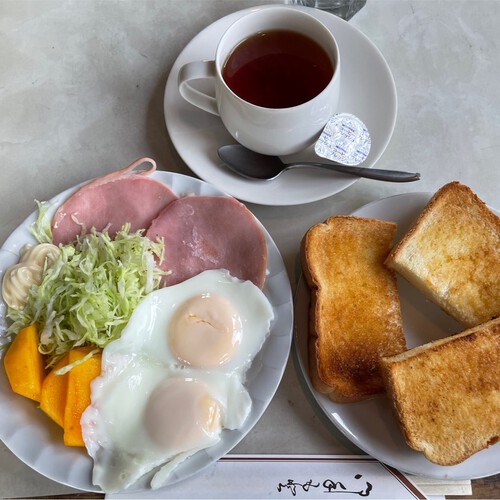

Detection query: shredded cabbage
xmin=7 ymin=224 xmax=165 ymax=367
xmin=30 ymin=200 xmax=54 ymax=244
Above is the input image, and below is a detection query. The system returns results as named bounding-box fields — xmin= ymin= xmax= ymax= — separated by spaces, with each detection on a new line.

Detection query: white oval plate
xmin=0 ymin=171 xmax=293 ymax=493
xmin=164 ymin=5 xmax=397 ymax=206
xmin=293 ymin=192 xmax=500 ymax=480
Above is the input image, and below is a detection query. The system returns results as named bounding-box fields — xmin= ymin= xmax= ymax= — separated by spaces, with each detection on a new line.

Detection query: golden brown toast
xmin=302 ymin=216 xmax=406 ymax=403
xmin=385 ymin=181 xmax=500 ymax=328
xmin=381 ymin=317 xmax=500 ymax=466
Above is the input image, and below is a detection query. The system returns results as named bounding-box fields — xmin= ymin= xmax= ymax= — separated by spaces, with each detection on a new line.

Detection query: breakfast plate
xmin=164 ymin=5 xmax=397 ymax=206
xmin=292 ymin=192 xmax=500 ymax=480
xmin=0 ymin=171 xmax=293 ymax=492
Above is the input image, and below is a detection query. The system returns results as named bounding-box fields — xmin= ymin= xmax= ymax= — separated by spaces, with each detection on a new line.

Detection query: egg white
xmin=81 ymin=269 xmax=274 ymax=492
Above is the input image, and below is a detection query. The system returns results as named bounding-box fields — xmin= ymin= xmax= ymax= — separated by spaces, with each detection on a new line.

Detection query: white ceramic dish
xmin=293 ymin=193 xmax=500 ymax=480
xmin=0 ymin=172 xmax=293 ymax=493
xmin=164 ymin=5 xmax=397 ymax=206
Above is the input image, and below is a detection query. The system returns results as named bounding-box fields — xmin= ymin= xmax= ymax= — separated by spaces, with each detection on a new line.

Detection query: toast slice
xmin=385 ymin=181 xmax=500 ymax=328
xmin=302 ymin=216 xmax=406 ymax=403
xmin=381 ymin=317 xmax=500 ymax=466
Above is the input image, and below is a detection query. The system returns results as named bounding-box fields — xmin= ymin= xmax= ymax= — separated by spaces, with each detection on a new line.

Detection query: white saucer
xmin=293 ymin=193 xmax=500 ymax=480
xmin=164 ymin=5 xmax=397 ymax=206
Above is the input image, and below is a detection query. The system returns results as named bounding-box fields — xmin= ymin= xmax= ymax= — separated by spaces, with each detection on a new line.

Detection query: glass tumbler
xmin=286 ymin=0 xmax=367 ymax=20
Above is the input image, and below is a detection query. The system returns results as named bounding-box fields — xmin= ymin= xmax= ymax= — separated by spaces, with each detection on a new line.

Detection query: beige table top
xmin=0 ymin=0 xmax=499 ymax=498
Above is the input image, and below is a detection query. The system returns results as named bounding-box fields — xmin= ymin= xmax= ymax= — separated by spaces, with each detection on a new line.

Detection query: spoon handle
xmin=291 ymin=162 xmax=421 ymax=182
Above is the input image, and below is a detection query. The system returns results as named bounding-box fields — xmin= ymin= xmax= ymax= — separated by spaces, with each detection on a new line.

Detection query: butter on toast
xmin=385 ymin=181 xmax=500 ymax=328
xmin=381 ymin=317 xmax=500 ymax=466
xmin=302 ymin=216 xmax=406 ymax=403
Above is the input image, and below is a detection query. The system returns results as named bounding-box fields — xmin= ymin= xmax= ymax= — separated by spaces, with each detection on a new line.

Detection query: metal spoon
xmin=218 ymin=145 xmax=420 ymax=182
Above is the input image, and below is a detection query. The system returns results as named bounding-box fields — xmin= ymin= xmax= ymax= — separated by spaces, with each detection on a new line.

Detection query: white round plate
xmin=0 ymin=172 xmax=293 ymax=493
xmin=164 ymin=5 xmax=397 ymax=206
xmin=293 ymin=193 xmax=500 ymax=480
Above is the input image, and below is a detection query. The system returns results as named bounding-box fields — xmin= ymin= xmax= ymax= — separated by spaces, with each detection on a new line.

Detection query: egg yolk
xmin=169 ymin=293 xmax=243 ymax=368
xmin=144 ymin=378 xmax=221 ymax=451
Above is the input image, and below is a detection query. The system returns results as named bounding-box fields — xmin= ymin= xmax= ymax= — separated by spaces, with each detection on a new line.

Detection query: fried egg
xmin=81 ymin=269 xmax=274 ymax=492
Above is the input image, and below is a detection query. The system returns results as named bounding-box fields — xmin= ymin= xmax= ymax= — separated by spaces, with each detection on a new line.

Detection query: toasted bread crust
xmin=302 ymin=216 xmax=406 ymax=403
xmin=381 ymin=318 xmax=500 ymax=466
xmin=385 ymin=181 xmax=500 ymax=327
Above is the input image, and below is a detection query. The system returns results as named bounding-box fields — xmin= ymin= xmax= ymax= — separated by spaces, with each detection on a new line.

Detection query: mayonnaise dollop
xmin=2 ymin=243 xmax=60 ymax=310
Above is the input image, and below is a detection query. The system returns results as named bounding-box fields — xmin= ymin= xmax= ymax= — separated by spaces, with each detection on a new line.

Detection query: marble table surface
xmin=0 ymin=0 xmax=499 ymax=498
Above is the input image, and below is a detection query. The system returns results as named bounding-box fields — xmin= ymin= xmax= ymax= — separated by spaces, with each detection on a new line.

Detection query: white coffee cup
xmin=178 ymin=6 xmax=341 ymax=156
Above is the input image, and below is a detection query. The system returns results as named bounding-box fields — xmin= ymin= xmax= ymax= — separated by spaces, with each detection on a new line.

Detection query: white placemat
xmin=104 ymin=454 xmax=472 ymax=500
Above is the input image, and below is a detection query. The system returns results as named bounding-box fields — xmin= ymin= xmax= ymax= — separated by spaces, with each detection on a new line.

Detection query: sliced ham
xmin=51 ymin=158 xmax=178 ymax=245
xmin=146 ymin=196 xmax=268 ymax=289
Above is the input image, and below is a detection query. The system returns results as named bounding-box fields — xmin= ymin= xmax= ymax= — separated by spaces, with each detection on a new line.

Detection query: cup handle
xmin=178 ymin=61 xmax=219 ymax=116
